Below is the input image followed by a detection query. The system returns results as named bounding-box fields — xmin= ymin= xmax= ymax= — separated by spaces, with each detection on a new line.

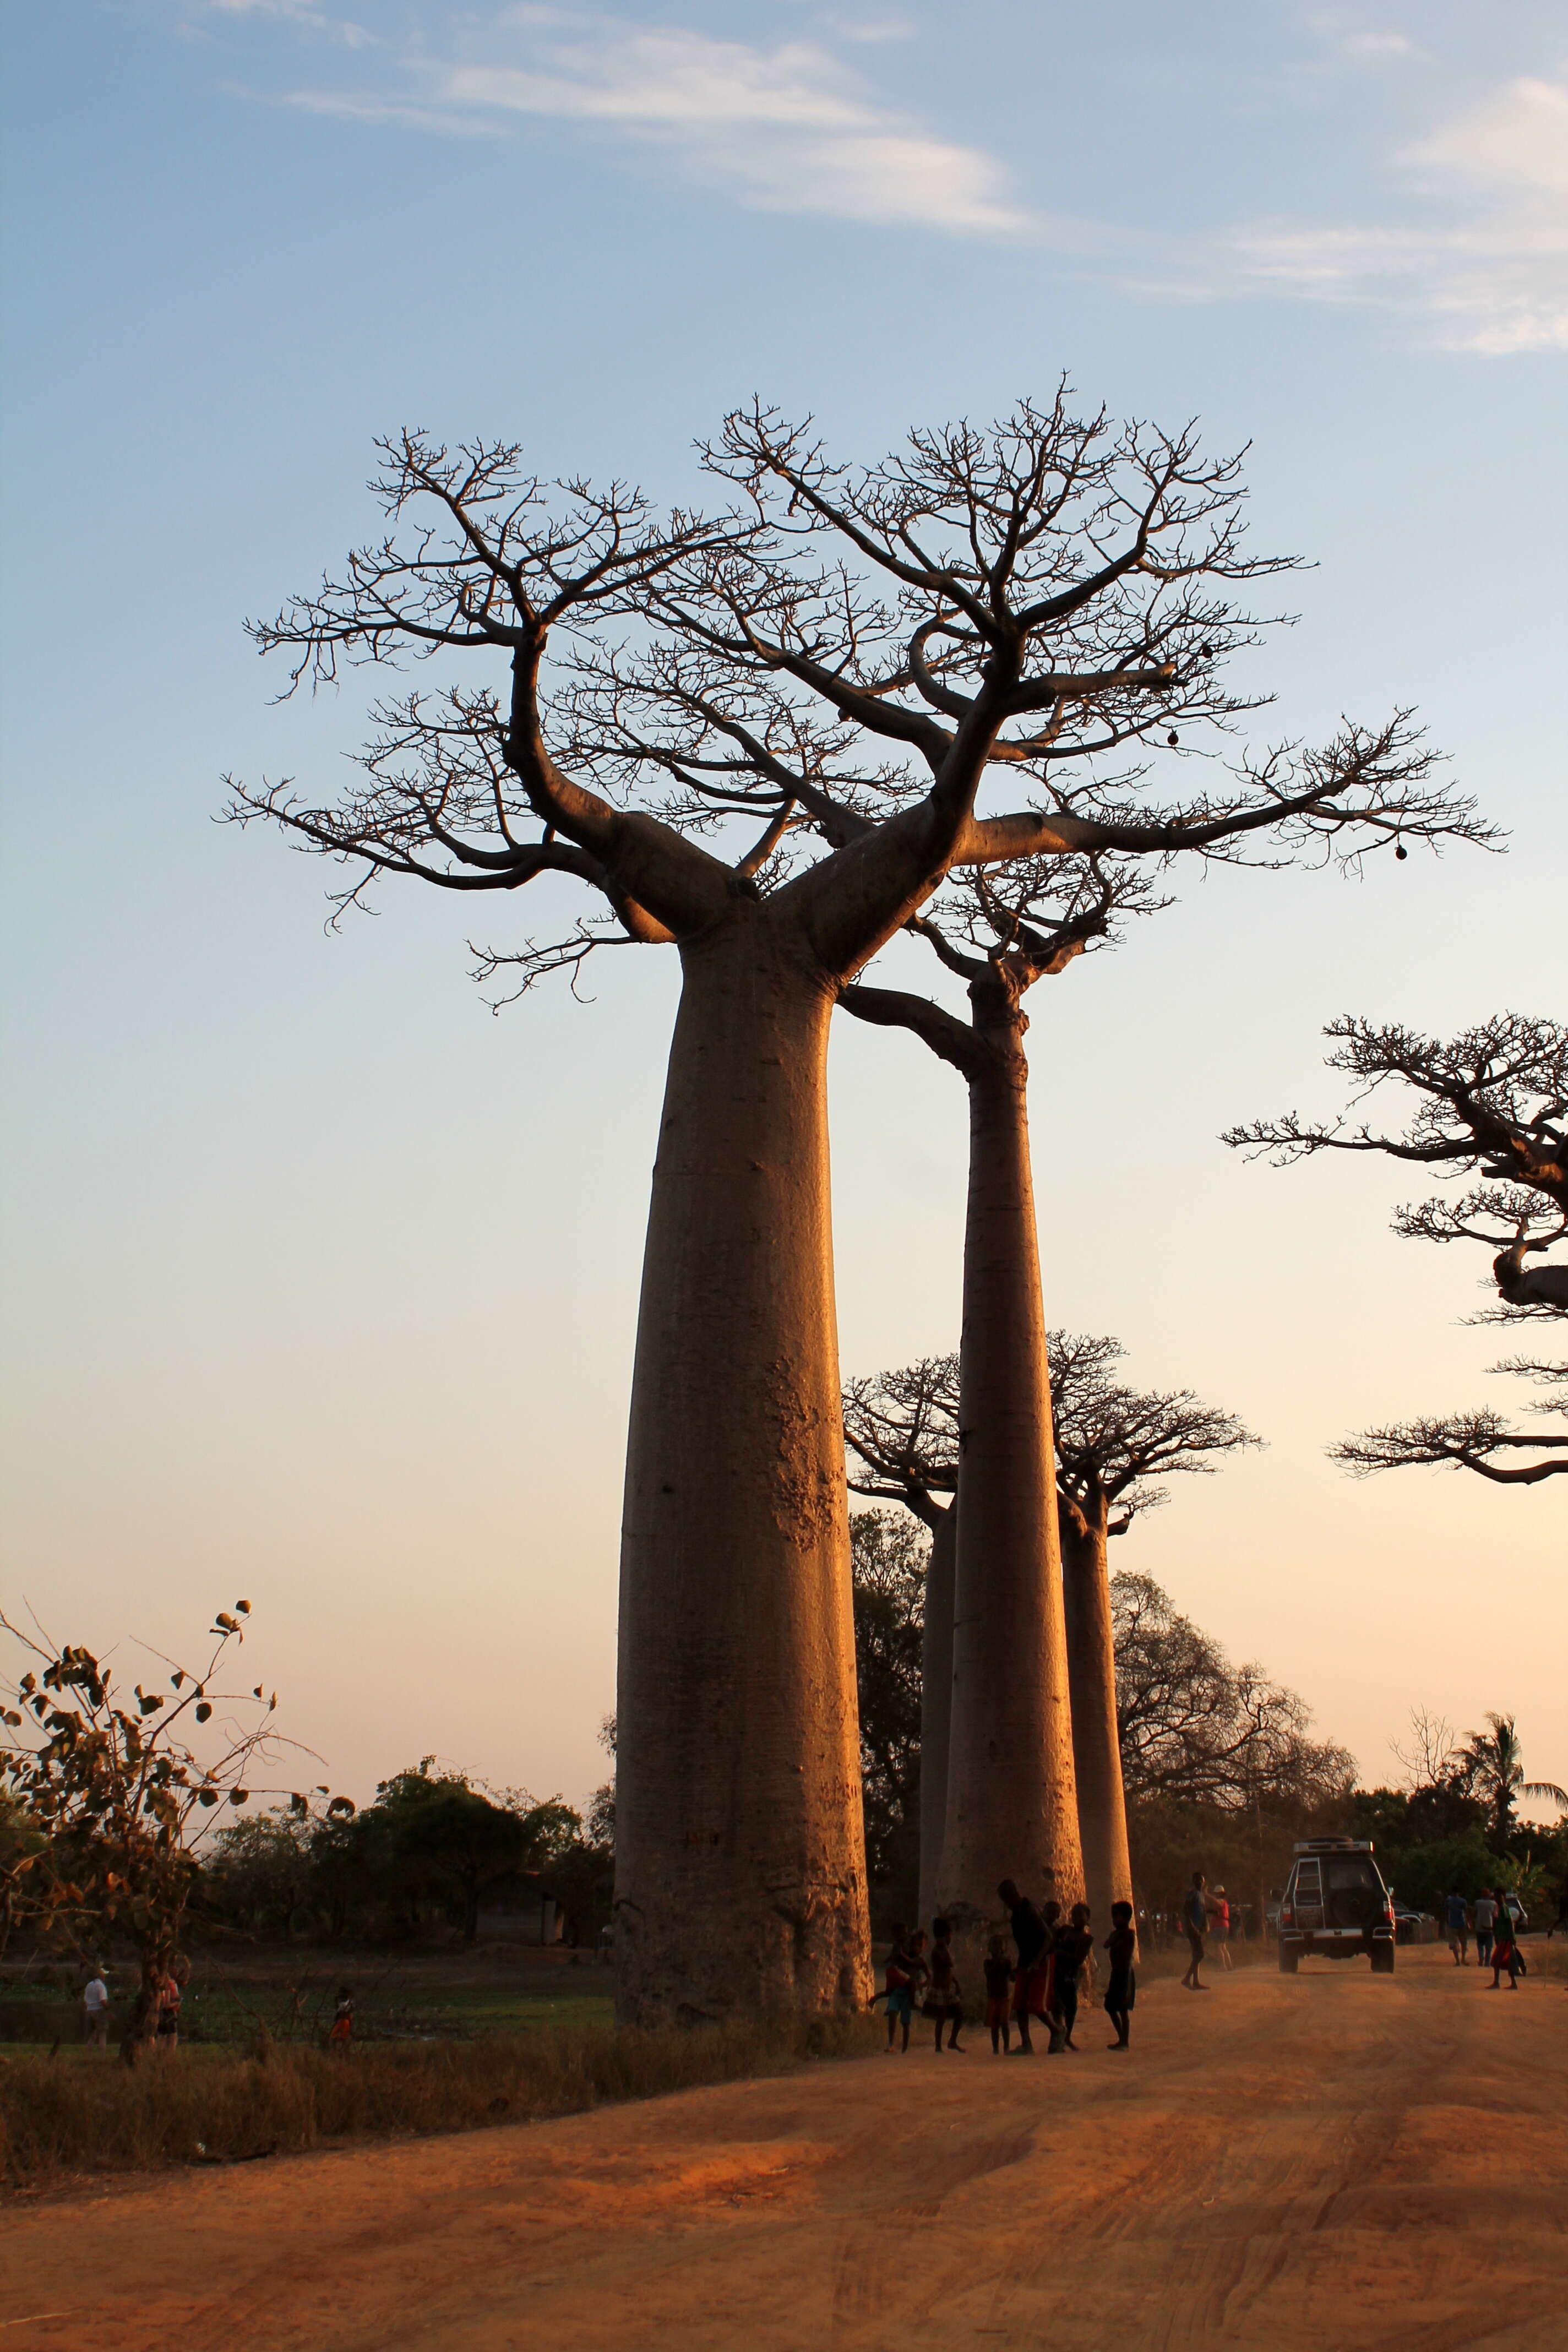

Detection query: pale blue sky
xmin=3 ymin=1 xmax=1564 ymax=1812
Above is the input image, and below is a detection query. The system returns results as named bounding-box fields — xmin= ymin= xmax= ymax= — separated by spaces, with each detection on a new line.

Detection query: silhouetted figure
xmin=998 ymin=1879 xmax=1050 ymax=2054
xmin=1181 ymin=1873 xmax=1210 ymax=1990
xmin=983 ymin=1936 xmax=1013 ymax=2054
xmin=1104 ymin=1901 xmax=1137 ymax=2050
xmin=1443 ymin=1888 xmax=1471 ymax=1966
xmin=925 ymin=1919 xmax=965 ymax=2051
xmin=1489 ymin=1898 xmax=1522 ymax=1991
xmin=1054 ymin=1904 xmax=1094 ymax=2050
xmin=1472 ymin=1890 xmax=1498 ymax=1970
xmin=879 ymin=1923 xmax=918 ymax=2053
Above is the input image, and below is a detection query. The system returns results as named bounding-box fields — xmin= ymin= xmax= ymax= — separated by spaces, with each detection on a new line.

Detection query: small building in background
xmin=473 ymin=1871 xmax=567 ymax=1945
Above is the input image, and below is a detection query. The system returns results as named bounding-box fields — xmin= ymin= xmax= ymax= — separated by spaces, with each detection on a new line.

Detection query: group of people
xmin=1441 ymin=1889 xmax=1527 ymax=1989
xmin=877 ymin=1879 xmax=1139 ymax=2057
xmin=77 ymin=1958 xmax=186 ymax=2051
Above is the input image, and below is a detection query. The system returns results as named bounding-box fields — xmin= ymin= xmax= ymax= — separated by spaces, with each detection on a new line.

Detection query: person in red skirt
xmin=997 ymin=1879 xmax=1052 ymax=2055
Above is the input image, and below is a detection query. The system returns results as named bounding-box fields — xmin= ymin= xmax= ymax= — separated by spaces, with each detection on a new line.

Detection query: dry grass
xmin=0 ymin=2011 xmax=876 ymax=2194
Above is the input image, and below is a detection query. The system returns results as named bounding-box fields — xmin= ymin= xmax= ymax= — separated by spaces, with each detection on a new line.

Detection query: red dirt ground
xmin=4 ymin=1945 xmax=1563 ymax=2351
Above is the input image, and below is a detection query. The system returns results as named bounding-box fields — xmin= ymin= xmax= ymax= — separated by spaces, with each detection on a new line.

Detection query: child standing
xmin=879 ymin=1923 xmax=917 ymax=2052
xmin=924 ymin=1919 xmax=965 ymax=2052
xmin=983 ymin=1935 xmax=1013 ymax=2054
xmin=1104 ymin=1901 xmax=1137 ymax=2051
xmin=1053 ymin=1904 xmax=1094 ymax=2050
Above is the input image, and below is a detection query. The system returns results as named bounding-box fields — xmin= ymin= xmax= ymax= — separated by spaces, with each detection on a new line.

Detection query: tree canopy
xmin=1229 ymin=1014 xmax=1567 ymax=1485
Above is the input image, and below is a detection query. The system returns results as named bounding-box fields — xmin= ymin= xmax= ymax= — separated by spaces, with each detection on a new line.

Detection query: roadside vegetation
xmin=0 ymin=2010 xmax=873 ymax=2194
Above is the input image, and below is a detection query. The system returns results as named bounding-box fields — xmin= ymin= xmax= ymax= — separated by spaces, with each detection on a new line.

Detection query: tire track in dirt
xmin=5 ymin=1952 xmax=1565 ymax=2351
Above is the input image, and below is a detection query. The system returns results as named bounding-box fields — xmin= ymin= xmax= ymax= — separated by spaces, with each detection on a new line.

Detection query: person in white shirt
xmin=83 ymin=1966 xmax=110 ymax=2049
xmin=1472 ymin=1892 xmax=1498 ymax=1969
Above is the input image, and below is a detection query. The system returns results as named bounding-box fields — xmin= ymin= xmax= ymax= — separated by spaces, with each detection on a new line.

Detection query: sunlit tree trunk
xmin=1059 ymin=1491 xmax=1134 ymax=1930
xmin=616 ymin=908 xmax=872 ymax=2024
xmin=940 ymin=986 xmax=1084 ymax=1925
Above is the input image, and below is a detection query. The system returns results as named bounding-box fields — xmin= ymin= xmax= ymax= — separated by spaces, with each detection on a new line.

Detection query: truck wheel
xmin=1371 ymin=1946 xmax=1395 ymax=1975
xmin=1278 ymin=1947 xmax=1299 ymax=1974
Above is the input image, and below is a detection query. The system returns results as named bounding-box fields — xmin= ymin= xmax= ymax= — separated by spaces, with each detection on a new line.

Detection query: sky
xmin=2 ymin=0 xmax=1564 ymax=1823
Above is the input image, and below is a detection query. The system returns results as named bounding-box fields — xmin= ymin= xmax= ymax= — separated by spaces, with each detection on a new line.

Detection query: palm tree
xmin=1458 ymin=1713 xmax=1567 ymax=1848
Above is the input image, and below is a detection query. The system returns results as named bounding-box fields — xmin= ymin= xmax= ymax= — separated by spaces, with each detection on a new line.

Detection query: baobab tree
xmin=841 ymin=861 xmax=1163 ymax=1926
xmin=231 ymin=398 xmax=1487 ymax=2023
xmin=1049 ymin=1335 xmax=1257 ymax=1925
xmin=1227 ymin=1016 xmax=1566 ymax=1488
xmin=842 ymin=1354 xmax=958 ymax=1924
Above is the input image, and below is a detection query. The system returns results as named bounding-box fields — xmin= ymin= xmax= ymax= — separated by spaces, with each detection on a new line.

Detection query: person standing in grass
xmin=81 ymin=1963 xmax=110 ymax=2050
xmin=1180 ymin=1873 xmax=1211 ymax=1991
xmin=154 ymin=1963 xmax=181 ymax=2056
xmin=329 ymin=1986 xmax=354 ymax=2046
xmin=1104 ymin=1902 xmax=1137 ymax=2051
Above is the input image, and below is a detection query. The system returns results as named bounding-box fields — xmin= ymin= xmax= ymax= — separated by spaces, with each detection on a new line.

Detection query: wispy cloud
xmin=1211 ymin=79 xmax=1568 ymax=353
xmin=1308 ymin=14 xmax=1428 ymax=69
xmin=273 ymin=16 xmax=1037 ymax=235
xmin=191 ymin=0 xmax=373 ymax=45
xmin=190 ymin=4 xmax=1568 ymax=352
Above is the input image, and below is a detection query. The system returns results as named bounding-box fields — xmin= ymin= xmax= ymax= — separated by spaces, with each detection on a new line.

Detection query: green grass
xmin=0 ymin=1948 xmax=617 ymax=2052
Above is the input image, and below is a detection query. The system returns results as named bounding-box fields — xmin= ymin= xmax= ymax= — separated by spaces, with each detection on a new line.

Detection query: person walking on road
xmin=1211 ymin=1886 xmax=1233 ymax=1970
xmin=1488 ymin=1898 xmax=1523 ymax=1991
xmin=983 ymin=1936 xmax=1013 ymax=2055
xmin=1472 ymin=1890 xmax=1498 ymax=1970
xmin=1104 ymin=1901 xmax=1137 ymax=2051
xmin=1444 ymin=1889 xmax=1471 ymax=1966
xmin=1181 ymin=1873 xmax=1211 ymax=1990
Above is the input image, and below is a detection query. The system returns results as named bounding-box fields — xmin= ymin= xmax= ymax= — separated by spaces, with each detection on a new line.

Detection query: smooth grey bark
xmin=1059 ymin=1498 xmax=1134 ymax=1930
xmin=940 ymin=989 xmax=1084 ymax=1925
xmin=616 ymin=908 xmax=871 ymax=2023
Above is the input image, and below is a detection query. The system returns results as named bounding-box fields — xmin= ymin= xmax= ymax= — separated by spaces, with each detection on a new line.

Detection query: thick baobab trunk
xmin=940 ymin=993 xmax=1083 ymax=1925
xmin=1060 ymin=1501 xmax=1134 ymax=1930
xmin=917 ymin=1500 xmax=956 ymax=1931
xmin=615 ymin=905 xmax=872 ymax=2026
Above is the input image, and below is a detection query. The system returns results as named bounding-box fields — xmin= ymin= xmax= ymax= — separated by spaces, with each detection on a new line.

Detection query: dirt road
xmin=5 ymin=1947 xmax=1563 ymax=2351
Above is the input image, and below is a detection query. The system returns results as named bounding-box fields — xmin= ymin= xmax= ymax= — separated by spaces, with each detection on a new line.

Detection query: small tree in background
xmin=1455 ymin=1712 xmax=1566 ymax=1851
xmin=1111 ymin=1570 xmax=1352 ymax=1934
xmin=1227 ymin=1015 xmax=1567 ymax=1484
xmin=842 ymin=1357 xmax=957 ymax=1924
xmin=848 ymin=1510 xmax=927 ymax=1917
xmin=0 ymin=1602 xmax=341 ymax=2057
xmin=1052 ymin=1336 xmax=1258 ymax=1928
